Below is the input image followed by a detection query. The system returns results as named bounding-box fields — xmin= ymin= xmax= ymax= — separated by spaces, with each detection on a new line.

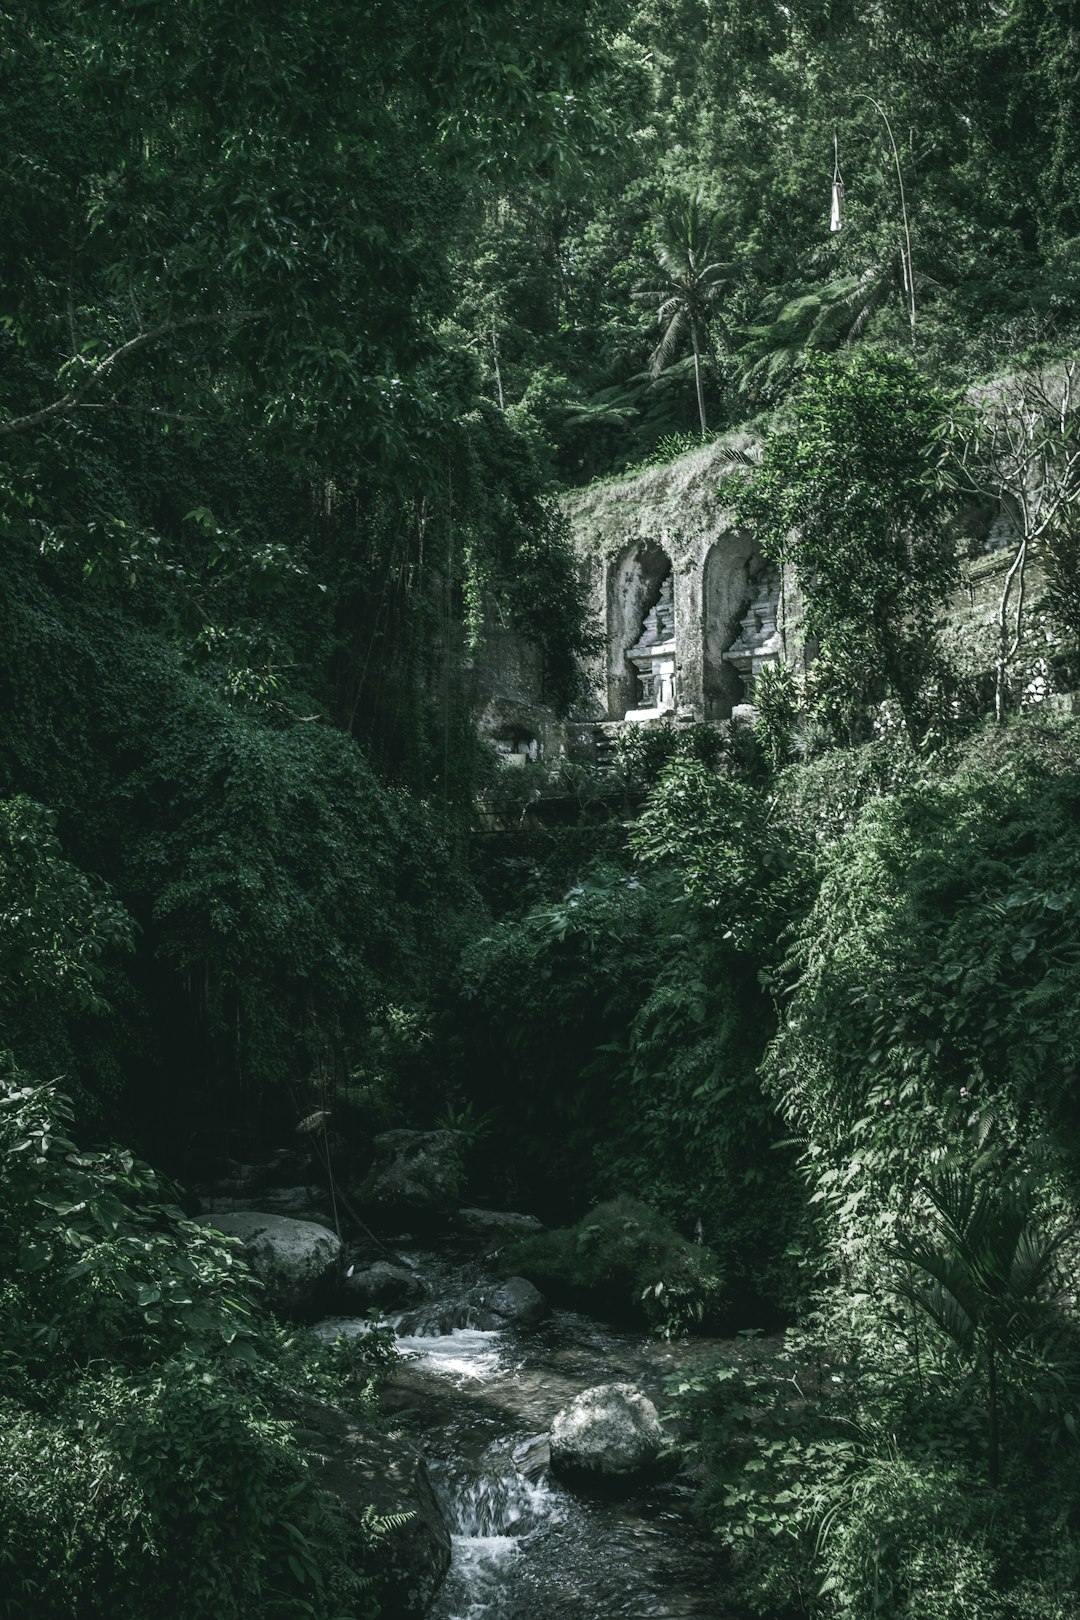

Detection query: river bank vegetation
xmin=4 ymin=1 xmax=1080 ymax=1616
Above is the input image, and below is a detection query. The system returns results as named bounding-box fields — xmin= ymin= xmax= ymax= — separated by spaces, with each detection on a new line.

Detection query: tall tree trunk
xmin=692 ymin=327 xmax=707 ymax=435
xmin=492 ymin=317 xmax=505 ymax=411
xmin=995 ymin=532 xmax=1028 ymax=724
xmin=987 ymin=1339 xmax=1000 ymax=1489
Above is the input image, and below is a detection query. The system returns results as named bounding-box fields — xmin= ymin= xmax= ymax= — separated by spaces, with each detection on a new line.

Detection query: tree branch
xmin=0 ymin=309 xmax=266 ymax=440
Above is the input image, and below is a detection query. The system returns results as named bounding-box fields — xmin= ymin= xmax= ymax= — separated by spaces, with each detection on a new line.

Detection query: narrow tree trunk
xmin=492 ymin=318 xmax=505 ymax=412
xmin=987 ymin=1340 xmax=1000 ymax=1489
xmin=692 ymin=329 xmax=708 ymax=436
xmin=995 ymin=532 xmax=1028 ymax=724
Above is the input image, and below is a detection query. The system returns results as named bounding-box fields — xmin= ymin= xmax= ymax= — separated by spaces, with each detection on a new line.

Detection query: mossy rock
xmin=500 ymin=1197 xmax=724 ymax=1333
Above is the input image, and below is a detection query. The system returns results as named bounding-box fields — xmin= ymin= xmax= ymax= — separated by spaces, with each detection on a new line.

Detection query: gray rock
xmin=309 ymin=1316 xmax=385 ymax=1344
xmin=467 ymin=1275 xmax=549 ymax=1328
xmin=401 ymin=1275 xmax=549 ymax=1336
xmin=358 ymin=1129 xmax=466 ymax=1218
xmin=549 ymin=1382 xmax=665 ymax=1484
xmin=457 ymin=1207 xmax=544 ymax=1239
xmin=343 ymin=1261 xmax=427 ymax=1310
xmin=292 ymin=1398 xmax=450 ymax=1617
xmin=197 ymin=1211 xmax=342 ymax=1317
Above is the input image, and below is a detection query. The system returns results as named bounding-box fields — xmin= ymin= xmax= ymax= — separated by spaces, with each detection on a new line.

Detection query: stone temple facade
xmin=471 ymin=436 xmax=804 ymax=763
xmin=470 ymin=429 xmax=1073 ymax=772
xmin=563 ymin=437 xmax=805 ymax=739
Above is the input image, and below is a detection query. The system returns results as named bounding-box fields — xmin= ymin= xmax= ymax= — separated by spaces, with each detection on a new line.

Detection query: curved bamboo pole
xmin=854 ymin=94 xmax=916 ymax=349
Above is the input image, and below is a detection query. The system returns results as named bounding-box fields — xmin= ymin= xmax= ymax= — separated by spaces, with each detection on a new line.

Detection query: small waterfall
xmin=430 ymin=1442 xmax=559 ymax=1620
xmin=435 ymin=1445 xmax=553 ymax=1538
xmin=395 ymin=1323 xmax=507 ymax=1382
xmin=314 ymin=1243 xmax=732 ymax=1619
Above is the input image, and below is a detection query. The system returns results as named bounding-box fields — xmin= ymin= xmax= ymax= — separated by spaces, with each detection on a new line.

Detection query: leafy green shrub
xmin=771 ymin=734 xmax=929 ymax=851
xmin=671 ymin=1342 xmax=1080 ymax=1620
xmin=503 ymin=1197 xmax=725 ymax=1335
xmin=767 ymin=718 xmax=1080 ymax=1292
xmin=454 ymin=865 xmax=676 ymax=1203
xmin=629 ymin=756 xmax=804 ymax=953
xmin=819 ymin=1450 xmax=1080 ymax=1620
xmin=0 ymin=533 xmax=481 ymax=1145
xmin=895 ymin=1166 xmax=1069 ymax=1490
xmin=0 ymin=796 xmax=134 ymax=1115
xmin=752 ymin=664 xmax=801 ymax=771
xmin=618 ymin=432 xmax=711 ymax=479
xmin=591 ymin=955 xmax=804 ymax=1315
xmin=614 ymin=720 xmax=731 ymax=790
xmin=0 ymin=797 xmax=134 ymax=1020
xmin=732 ymin=350 xmax=958 ymax=749
xmin=456 ymin=769 xmax=804 ymax=1303
xmin=0 ymin=1065 xmax=393 ymax=1619
xmin=0 ymin=1072 xmax=260 ymax=1384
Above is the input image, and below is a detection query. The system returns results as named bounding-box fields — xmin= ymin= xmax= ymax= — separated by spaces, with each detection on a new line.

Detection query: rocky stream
xmin=198 ymin=1133 xmax=752 ymax=1619
xmin=314 ymin=1239 xmax=737 ymax=1620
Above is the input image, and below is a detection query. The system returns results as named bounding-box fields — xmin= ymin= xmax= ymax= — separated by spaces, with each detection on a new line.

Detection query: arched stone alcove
xmin=606 ymin=540 xmax=675 ymax=720
xmin=701 ymin=535 xmax=780 ymax=718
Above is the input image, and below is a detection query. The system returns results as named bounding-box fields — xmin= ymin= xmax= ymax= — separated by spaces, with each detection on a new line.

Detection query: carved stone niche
xmin=625 ymin=572 xmax=677 ymax=722
xmin=723 ymin=568 xmax=782 ymax=703
xmin=492 ymin=727 xmax=540 ymax=768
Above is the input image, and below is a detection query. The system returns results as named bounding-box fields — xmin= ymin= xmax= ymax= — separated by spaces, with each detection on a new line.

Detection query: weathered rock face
xmin=549 ymin=1382 xmax=665 ymax=1485
xmin=343 ymin=1260 xmax=427 ymax=1310
xmin=357 ymin=1129 xmax=466 ymax=1219
xmin=292 ymin=1398 xmax=450 ymax=1618
xmin=464 ymin=1275 xmax=549 ymax=1329
xmin=398 ymin=1275 xmax=549 ymax=1337
xmin=456 ymin=1207 xmax=544 ymax=1240
xmin=196 ymin=1211 xmax=341 ymax=1317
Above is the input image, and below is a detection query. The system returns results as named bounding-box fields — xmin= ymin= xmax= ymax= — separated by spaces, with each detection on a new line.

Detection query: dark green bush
xmin=455 ymin=865 xmax=676 ymax=1206
xmin=0 ymin=1065 xmax=392 ymax=1620
xmin=0 ymin=539 xmax=477 ymax=1147
xmin=614 ymin=720 xmax=733 ymax=790
xmin=670 ymin=1341 xmax=1080 ymax=1620
xmin=503 ymin=1197 xmax=725 ymax=1335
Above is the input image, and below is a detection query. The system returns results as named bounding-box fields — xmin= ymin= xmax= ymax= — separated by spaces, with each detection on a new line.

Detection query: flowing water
xmin=317 ymin=1243 xmax=748 ymax=1619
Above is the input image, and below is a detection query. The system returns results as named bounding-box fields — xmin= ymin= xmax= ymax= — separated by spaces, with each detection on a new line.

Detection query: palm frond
xmin=650 ymin=308 xmax=689 ymax=376
xmin=718 ymin=445 xmax=762 ymax=467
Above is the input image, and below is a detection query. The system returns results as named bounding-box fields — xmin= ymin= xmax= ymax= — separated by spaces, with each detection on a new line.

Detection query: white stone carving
xmin=625 ymin=574 xmax=677 ymax=722
xmin=722 ymin=570 xmax=782 ymax=698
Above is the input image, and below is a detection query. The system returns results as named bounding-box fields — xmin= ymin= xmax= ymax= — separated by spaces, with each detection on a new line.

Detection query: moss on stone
xmin=500 ymin=1196 xmax=724 ymax=1334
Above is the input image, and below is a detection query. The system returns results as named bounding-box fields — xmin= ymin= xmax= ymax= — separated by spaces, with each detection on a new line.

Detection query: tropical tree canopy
xmin=634 ymin=191 xmax=736 ymax=434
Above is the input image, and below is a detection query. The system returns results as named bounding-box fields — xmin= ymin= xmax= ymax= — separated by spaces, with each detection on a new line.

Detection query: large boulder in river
xmin=197 ymin=1211 xmax=341 ymax=1317
xmin=398 ymin=1275 xmax=549 ymax=1337
xmin=461 ymin=1275 xmax=549 ymax=1329
xmin=549 ymin=1382 xmax=665 ymax=1486
xmin=357 ymin=1129 xmax=466 ymax=1219
xmin=343 ymin=1260 xmax=427 ymax=1310
xmin=291 ymin=1398 xmax=451 ymax=1618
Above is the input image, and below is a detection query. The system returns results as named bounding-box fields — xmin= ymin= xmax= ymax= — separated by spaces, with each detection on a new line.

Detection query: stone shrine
xmin=625 ymin=573 xmax=677 ymax=721
xmin=722 ymin=569 xmax=782 ymax=703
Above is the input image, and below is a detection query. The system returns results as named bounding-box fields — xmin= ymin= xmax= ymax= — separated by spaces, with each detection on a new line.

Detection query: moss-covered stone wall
xmin=471 ymin=433 xmax=1078 ymax=769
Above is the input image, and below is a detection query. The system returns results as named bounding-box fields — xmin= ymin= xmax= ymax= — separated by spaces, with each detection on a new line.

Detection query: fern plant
xmin=894 ymin=1166 xmax=1064 ymax=1488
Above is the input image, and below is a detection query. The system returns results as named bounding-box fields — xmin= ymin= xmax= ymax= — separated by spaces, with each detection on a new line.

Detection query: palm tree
xmin=894 ymin=1167 xmax=1062 ymax=1489
xmin=634 ymin=192 xmax=735 ymax=436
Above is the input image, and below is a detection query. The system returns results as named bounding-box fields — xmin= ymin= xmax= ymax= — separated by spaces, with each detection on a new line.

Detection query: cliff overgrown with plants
xmin=4 ymin=1 xmax=1080 ymax=1617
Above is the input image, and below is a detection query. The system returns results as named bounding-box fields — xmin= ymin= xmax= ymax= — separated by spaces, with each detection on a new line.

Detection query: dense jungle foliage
xmin=3 ymin=1 xmax=1080 ymax=1617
